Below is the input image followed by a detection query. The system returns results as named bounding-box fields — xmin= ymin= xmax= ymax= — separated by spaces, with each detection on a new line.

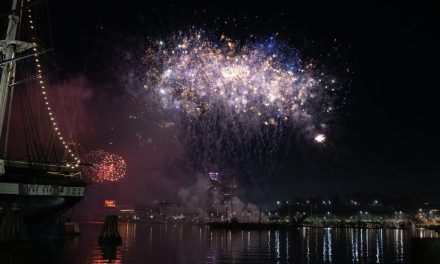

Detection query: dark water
xmin=1 ymin=223 xmax=439 ymax=263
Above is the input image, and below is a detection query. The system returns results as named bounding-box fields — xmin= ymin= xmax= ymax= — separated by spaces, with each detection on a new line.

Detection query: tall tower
xmin=207 ymin=172 xmax=239 ymax=221
xmin=207 ymin=172 xmax=221 ymax=219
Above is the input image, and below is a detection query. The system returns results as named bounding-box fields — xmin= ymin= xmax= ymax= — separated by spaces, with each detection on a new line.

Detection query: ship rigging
xmin=0 ymin=0 xmax=86 ymax=226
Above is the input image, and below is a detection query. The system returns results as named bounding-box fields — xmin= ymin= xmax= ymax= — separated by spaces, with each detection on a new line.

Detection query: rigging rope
xmin=23 ymin=0 xmax=80 ymax=167
xmin=3 ymin=66 xmax=15 ymax=158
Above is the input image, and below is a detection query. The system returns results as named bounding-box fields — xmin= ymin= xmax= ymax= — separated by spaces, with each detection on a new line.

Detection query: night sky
xmin=2 ymin=1 xmax=439 ymax=211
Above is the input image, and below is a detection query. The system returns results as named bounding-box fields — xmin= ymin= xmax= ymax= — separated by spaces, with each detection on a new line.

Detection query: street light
xmin=275 ymin=201 xmax=281 ymax=222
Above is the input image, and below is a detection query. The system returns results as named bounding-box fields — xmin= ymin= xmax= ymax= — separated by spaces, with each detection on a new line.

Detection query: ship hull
xmin=0 ymin=193 xmax=84 ymax=223
xmin=0 ymin=162 xmax=87 ymax=225
xmin=0 ymin=178 xmax=86 ymax=237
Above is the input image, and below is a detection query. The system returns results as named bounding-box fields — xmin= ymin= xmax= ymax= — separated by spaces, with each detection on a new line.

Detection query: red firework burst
xmin=82 ymin=150 xmax=127 ymax=182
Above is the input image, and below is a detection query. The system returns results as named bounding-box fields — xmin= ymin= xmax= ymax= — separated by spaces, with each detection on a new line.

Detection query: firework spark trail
xmin=142 ymin=31 xmax=335 ymax=192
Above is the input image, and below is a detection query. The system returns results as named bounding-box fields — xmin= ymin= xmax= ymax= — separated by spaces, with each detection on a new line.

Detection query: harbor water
xmin=0 ymin=223 xmax=439 ymax=263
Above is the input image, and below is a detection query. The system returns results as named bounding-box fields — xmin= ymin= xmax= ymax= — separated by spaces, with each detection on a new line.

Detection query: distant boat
xmin=0 ymin=0 xmax=86 ymax=225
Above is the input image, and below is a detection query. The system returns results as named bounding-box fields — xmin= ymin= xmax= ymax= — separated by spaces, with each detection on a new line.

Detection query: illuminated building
xmin=119 ymin=202 xmax=201 ymax=223
xmin=207 ymin=172 xmax=238 ymax=221
xmin=208 ymin=172 xmax=222 ymax=219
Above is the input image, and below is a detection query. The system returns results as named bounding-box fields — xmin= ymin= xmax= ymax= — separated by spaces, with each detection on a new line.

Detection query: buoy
xmin=100 ymin=243 xmax=118 ymax=261
xmin=98 ymin=215 xmax=122 ymax=245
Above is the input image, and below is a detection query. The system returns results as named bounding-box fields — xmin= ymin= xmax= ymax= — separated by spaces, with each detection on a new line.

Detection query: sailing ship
xmin=0 ymin=0 xmax=86 ymax=224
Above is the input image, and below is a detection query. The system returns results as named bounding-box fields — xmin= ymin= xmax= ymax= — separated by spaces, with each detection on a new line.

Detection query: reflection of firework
xmin=83 ymin=150 xmax=127 ymax=182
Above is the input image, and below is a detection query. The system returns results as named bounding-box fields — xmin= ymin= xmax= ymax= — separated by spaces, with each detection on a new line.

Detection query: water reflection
xmin=0 ymin=246 xmax=30 ymax=264
xmin=351 ymin=229 xmax=359 ymax=262
xmin=275 ymin=230 xmax=280 ymax=261
xmin=285 ymin=231 xmax=289 ymax=261
xmin=3 ymin=223 xmax=439 ymax=263
xmin=322 ymin=228 xmax=332 ymax=263
xmin=94 ymin=244 xmax=122 ymax=264
xmin=414 ymin=227 xmax=439 ymax=238
xmin=376 ymin=229 xmax=383 ymax=263
xmin=306 ymin=228 xmax=310 ymax=263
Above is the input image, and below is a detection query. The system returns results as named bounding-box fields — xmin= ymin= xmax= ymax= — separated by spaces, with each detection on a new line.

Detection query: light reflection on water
xmin=0 ymin=223 xmax=439 ymax=263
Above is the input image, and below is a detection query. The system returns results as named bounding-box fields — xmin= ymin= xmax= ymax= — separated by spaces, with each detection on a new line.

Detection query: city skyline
xmin=1 ymin=1 xmax=438 ymax=209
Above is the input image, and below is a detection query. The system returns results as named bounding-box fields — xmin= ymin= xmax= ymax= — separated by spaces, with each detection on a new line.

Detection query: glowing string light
xmin=25 ymin=1 xmax=80 ymax=168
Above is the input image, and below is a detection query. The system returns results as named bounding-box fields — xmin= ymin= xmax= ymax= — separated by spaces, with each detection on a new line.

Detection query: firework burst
xmin=142 ymin=31 xmax=337 ymax=190
xmin=314 ymin=134 xmax=326 ymax=143
xmin=82 ymin=149 xmax=127 ymax=183
xmin=144 ymin=32 xmax=334 ymax=130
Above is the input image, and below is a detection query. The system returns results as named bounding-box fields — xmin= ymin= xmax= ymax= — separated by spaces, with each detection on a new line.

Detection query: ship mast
xmin=0 ymin=0 xmax=34 ymax=140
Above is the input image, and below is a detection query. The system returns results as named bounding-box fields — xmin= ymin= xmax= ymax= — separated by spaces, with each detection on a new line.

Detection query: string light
xmin=26 ymin=2 xmax=80 ymax=169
